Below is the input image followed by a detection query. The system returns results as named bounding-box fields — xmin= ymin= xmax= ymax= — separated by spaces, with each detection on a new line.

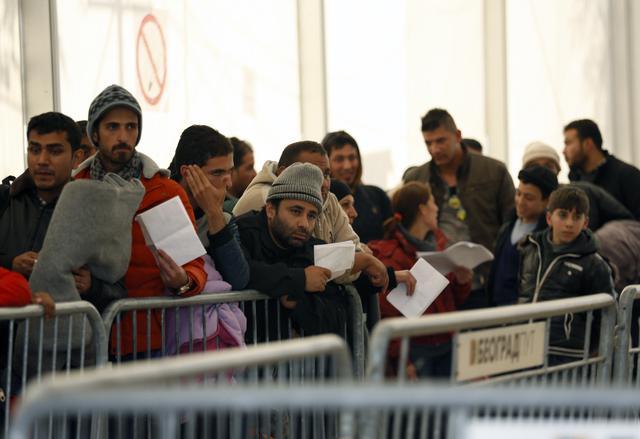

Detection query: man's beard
xmin=270 ymin=217 xmax=311 ymax=248
xmin=110 ymin=143 xmax=134 ymax=163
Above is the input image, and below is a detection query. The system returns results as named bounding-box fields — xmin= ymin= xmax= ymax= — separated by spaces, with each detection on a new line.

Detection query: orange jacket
xmin=74 ymin=165 xmax=206 ymax=355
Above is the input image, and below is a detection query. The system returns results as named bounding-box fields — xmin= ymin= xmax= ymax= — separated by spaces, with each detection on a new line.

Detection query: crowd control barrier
xmin=11 ymin=382 xmax=640 ymax=439
xmin=367 ymin=294 xmax=617 ymax=387
xmin=0 ymin=301 xmax=107 ymax=437
xmin=102 ymin=287 xmax=365 ymax=377
xmin=11 ymin=335 xmax=352 ymax=439
xmin=614 ymin=284 xmax=640 ymax=384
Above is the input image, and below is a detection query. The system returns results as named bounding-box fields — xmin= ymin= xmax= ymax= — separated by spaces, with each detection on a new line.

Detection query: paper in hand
xmin=313 ymin=241 xmax=356 ymax=280
xmin=386 ymin=258 xmax=450 ymax=318
xmin=417 ymin=241 xmax=493 ymax=275
xmin=135 ymin=196 xmax=206 ymax=267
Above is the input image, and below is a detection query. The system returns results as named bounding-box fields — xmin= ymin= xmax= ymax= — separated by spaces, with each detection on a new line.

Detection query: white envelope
xmin=135 ymin=196 xmax=206 ymax=267
xmin=313 ymin=241 xmax=356 ymax=281
xmin=386 ymin=258 xmax=450 ymax=318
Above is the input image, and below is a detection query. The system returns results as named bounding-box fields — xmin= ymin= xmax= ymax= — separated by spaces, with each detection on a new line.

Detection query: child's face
xmin=546 ymin=208 xmax=588 ymax=245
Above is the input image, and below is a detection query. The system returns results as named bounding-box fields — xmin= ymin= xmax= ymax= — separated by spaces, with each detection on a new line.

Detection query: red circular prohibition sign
xmin=136 ymin=14 xmax=167 ymax=106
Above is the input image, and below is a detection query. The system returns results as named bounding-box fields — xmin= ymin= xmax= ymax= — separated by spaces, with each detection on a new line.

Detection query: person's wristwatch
xmin=173 ymin=276 xmax=193 ymax=296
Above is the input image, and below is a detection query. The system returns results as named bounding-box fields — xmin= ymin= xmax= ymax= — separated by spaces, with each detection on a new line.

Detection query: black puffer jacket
xmin=237 ymin=209 xmax=348 ymax=340
xmin=0 ymin=170 xmax=56 ymax=270
xmin=518 ymin=229 xmax=615 ymax=357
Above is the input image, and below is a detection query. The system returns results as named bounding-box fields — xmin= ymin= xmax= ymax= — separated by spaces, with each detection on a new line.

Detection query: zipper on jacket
xmin=529 ymin=235 xmax=582 ymax=342
xmin=529 ymin=235 xmax=581 ymax=303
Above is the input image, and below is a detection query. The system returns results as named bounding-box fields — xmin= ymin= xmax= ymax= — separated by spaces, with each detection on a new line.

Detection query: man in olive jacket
xmin=404 ymin=108 xmax=515 ymax=308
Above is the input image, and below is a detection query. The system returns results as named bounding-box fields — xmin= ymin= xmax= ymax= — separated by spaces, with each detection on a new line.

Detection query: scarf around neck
xmin=90 ymin=151 xmax=143 ymax=181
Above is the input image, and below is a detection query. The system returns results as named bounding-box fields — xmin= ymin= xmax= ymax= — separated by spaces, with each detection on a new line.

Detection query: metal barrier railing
xmin=11 ymin=382 xmax=640 ymax=439
xmin=614 ymin=284 xmax=640 ymax=384
xmin=0 ymin=301 xmax=107 ymax=437
xmin=11 ymin=335 xmax=353 ymax=439
xmin=367 ymin=294 xmax=617 ymax=387
xmin=101 ymin=287 xmax=365 ymax=378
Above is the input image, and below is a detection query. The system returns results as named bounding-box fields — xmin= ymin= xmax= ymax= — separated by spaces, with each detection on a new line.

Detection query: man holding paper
xmin=74 ymin=85 xmax=206 ymax=356
xmin=233 ymin=140 xmax=389 ymax=288
xmin=168 ymin=124 xmax=249 ymax=291
xmin=237 ymin=163 xmax=351 ymax=337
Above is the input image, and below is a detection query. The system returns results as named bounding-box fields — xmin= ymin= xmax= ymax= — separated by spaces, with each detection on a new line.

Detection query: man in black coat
xmin=564 ymin=119 xmax=640 ymax=219
xmin=237 ymin=162 xmax=349 ymax=339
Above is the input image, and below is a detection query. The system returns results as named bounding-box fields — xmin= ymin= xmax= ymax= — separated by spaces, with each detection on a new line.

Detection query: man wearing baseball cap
xmin=237 ymin=162 xmax=349 ymax=338
xmin=74 ymin=84 xmax=206 ymax=357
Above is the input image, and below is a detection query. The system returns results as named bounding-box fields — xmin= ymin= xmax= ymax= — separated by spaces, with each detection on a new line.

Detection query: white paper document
xmin=386 ymin=258 xmax=450 ymax=318
xmin=135 ymin=196 xmax=206 ymax=267
xmin=417 ymin=241 xmax=493 ymax=275
xmin=314 ymin=241 xmax=356 ymax=280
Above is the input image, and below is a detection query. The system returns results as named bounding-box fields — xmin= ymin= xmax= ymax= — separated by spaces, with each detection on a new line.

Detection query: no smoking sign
xmin=136 ymin=14 xmax=166 ymax=106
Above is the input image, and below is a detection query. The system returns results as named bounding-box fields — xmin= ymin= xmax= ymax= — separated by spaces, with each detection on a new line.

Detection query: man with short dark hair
xmin=0 ymin=112 xmax=84 ymax=282
xmin=168 ymin=125 xmax=249 ymax=290
xmin=74 ymin=85 xmax=206 ymax=356
xmin=233 ymin=141 xmax=329 ymax=217
xmin=322 ymin=130 xmax=392 ymax=243
xmin=488 ymin=166 xmax=558 ymax=306
xmin=404 ymin=108 xmax=515 ymax=308
xmin=564 ymin=119 xmax=640 ymax=219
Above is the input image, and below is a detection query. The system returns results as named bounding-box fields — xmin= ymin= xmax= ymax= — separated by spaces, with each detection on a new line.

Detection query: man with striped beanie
xmin=73 ymin=84 xmax=206 ymax=358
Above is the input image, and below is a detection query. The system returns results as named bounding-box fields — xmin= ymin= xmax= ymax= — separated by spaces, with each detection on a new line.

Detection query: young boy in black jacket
xmin=518 ymin=186 xmax=615 ymax=361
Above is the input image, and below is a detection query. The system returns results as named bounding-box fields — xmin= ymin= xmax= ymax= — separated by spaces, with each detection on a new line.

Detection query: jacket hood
xmin=72 ymin=152 xmax=170 ymax=179
xmin=245 ymin=160 xmax=277 ymax=190
xmin=529 ymin=228 xmax=598 ymax=256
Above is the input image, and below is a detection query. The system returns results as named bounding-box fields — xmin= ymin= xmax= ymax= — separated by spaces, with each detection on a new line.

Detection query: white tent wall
xmin=0 ymin=0 xmax=25 ymax=179
xmin=3 ymin=0 xmax=640 ymax=187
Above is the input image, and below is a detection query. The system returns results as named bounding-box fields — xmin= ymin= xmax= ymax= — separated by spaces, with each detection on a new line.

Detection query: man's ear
xmin=455 ymin=129 xmax=462 ymax=143
xmin=179 ymin=165 xmax=189 ymax=181
xmin=275 ymin=165 xmax=286 ymax=177
xmin=91 ymin=131 xmax=99 ymax=146
xmin=546 ymin=211 xmax=552 ymax=227
xmin=583 ymin=137 xmax=595 ymax=152
xmin=583 ymin=216 xmax=589 ymax=230
xmin=72 ymin=149 xmax=85 ymax=168
xmin=266 ymin=201 xmax=276 ymax=220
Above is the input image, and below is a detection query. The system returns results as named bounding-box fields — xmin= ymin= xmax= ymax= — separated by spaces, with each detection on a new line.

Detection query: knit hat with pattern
xmin=87 ymin=85 xmax=142 ymax=146
xmin=267 ymin=162 xmax=324 ymax=213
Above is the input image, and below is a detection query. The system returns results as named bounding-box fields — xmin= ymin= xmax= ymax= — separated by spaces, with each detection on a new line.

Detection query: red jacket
xmin=0 ymin=267 xmax=31 ymax=307
xmin=368 ymin=227 xmax=470 ymax=353
xmin=75 ymin=163 xmax=206 ymax=355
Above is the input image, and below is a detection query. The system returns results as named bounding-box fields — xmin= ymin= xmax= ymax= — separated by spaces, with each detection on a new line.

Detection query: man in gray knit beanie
xmin=237 ymin=161 xmax=350 ymax=337
xmin=267 ymin=162 xmax=324 ymax=214
xmin=265 ymin=162 xmax=324 ymax=249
